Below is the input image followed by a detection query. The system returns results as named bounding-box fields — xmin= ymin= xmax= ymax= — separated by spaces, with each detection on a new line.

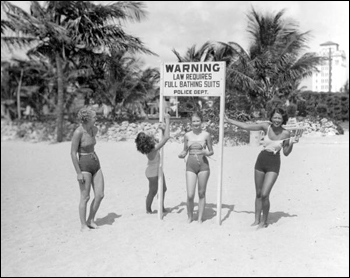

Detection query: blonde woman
xmin=71 ymin=107 xmax=105 ymax=231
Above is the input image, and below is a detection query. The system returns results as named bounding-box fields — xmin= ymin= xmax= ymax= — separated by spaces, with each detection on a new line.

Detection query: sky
xmin=125 ymin=1 xmax=349 ymax=77
xmin=4 ymin=1 xmax=350 ymax=78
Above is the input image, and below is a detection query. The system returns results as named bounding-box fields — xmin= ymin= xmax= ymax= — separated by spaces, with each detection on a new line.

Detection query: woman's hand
xmin=77 ymin=173 xmax=84 ymax=184
xmin=224 ymin=113 xmax=230 ymax=123
xmin=178 ymin=150 xmax=187 ymax=159
xmin=289 ymin=129 xmax=303 ymax=145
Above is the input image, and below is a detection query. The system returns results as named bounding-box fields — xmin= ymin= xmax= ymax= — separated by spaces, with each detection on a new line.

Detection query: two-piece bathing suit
xmin=78 ymin=128 xmax=101 ymax=177
xmin=254 ymin=125 xmax=290 ymax=174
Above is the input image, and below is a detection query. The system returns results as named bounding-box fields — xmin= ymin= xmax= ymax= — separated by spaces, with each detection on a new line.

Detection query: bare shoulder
xmin=184 ymin=131 xmax=192 ymax=140
xmin=71 ymin=126 xmax=83 ymax=144
xmin=261 ymin=122 xmax=271 ymax=131
xmin=203 ymin=130 xmax=211 ymax=138
xmin=73 ymin=126 xmax=83 ymax=137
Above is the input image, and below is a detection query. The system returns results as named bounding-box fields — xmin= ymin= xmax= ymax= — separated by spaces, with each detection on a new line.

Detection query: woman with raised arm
xmin=225 ymin=108 xmax=302 ymax=229
xmin=135 ymin=113 xmax=171 ymax=214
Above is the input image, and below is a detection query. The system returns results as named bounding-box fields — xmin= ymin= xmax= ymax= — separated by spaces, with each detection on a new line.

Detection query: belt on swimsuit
xmin=188 ymin=151 xmax=206 ymax=165
xmin=79 ymin=152 xmax=98 ymax=160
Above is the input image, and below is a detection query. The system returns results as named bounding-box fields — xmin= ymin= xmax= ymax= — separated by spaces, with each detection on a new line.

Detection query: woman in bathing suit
xmin=225 ymin=108 xmax=302 ymax=229
xmin=178 ymin=111 xmax=214 ymax=223
xmin=71 ymin=107 xmax=105 ymax=231
xmin=135 ymin=113 xmax=171 ymax=214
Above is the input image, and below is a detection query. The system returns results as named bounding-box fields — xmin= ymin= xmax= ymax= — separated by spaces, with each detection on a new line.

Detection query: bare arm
xmin=224 ymin=114 xmax=268 ymax=131
xmin=178 ymin=133 xmax=189 ymax=158
xmin=153 ymin=114 xmax=171 ymax=152
xmin=283 ymin=129 xmax=302 ymax=156
xmin=70 ymin=128 xmax=84 ymax=184
xmin=204 ymin=132 xmax=214 ymax=157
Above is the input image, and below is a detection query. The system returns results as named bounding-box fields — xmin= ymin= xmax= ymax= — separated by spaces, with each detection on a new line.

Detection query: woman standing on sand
xmin=225 ymin=108 xmax=302 ymax=228
xmin=71 ymin=107 xmax=105 ymax=231
xmin=178 ymin=111 xmax=214 ymax=223
xmin=135 ymin=113 xmax=171 ymax=214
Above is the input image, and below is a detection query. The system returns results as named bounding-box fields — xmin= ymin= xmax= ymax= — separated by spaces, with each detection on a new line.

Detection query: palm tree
xmin=172 ymin=42 xmax=215 ymax=62
xmin=217 ymin=8 xmax=324 ymax=111
xmin=1 ymin=57 xmax=56 ymax=118
xmin=2 ymin=1 xmax=155 ymax=141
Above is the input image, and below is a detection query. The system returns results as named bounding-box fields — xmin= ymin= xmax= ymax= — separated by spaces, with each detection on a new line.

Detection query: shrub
xmin=297 ymin=100 xmax=307 ymax=117
xmin=316 ymin=104 xmax=328 ymax=118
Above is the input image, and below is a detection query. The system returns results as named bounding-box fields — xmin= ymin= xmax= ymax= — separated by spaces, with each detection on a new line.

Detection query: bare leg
xmin=197 ymin=171 xmax=210 ymax=223
xmin=162 ymin=176 xmax=167 ymax=212
xmin=79 ymin=172 xmax=92 ymax=231
xmin=87 ymin=170 xmax=105 ymax=228
xmin=146 ymin=177 xmax=158 ymax=213
xmin=186 ymin=171 xmax=197 ymax=223
xmin=146 ymin=175 xmax=167 ymax=214
xmin=252 ymin=170 xmax=265 ymax=226
xmin=258 ymin=172 xmax=278 ymax=229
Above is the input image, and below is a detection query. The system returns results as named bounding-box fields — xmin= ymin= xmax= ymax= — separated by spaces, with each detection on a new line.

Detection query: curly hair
xmin=77 ymin=107 xmax=95 ymax=123
xmin=135 ymin=132 xmax=155 ymax=154
xmin=269 ymin=108 xmax=288 ymax=125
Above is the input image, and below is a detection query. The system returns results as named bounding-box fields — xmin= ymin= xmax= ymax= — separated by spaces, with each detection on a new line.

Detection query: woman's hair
xmin=77 ymin=107 xmax=95 ymax=123
xmin=190 ymin=111 xmax=203 ymax=122
xmin=269 ymin=108 xmax=288 ymax=125
xmin=135 ymin=132 xmax=155 ymax=154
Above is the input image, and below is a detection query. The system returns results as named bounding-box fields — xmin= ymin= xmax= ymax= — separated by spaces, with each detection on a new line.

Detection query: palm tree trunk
xmin=56 ymin=53 xmax=64 ymax=142
xmin=16 ymin=69 xmax=23 ymax=119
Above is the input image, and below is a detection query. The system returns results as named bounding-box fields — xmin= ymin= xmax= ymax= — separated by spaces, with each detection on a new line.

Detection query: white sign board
xmin=162 ymin=62 xmax=225 ymax=97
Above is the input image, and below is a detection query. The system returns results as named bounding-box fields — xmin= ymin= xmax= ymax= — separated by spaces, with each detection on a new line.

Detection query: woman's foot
xmin=80 ymin=224 xmax=90 ymax=232
xmin=251 ymin=221 xmax=260 ymax=226
xmin=87 ymin=221 xmax=98 ymax=229
xmin=187 ymin=216 xmax=193 ymax=223
xmin=146 ymin=209 xmax=153 ymax=214
xmin=257 ymin=222 xmax=268 ymax=229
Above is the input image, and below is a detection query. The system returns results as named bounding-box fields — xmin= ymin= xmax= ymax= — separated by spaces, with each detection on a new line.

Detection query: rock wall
xmin=1 ymin=117 xmax=344 ymax=145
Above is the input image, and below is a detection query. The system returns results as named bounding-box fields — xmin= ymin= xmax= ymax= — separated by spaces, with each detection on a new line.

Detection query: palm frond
xmin=1 ymin=36 xmax=38 ymax=50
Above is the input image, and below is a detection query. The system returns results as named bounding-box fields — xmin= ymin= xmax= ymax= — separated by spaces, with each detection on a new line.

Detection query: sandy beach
xmin=1 ymin=133 xmax=349 ymax=277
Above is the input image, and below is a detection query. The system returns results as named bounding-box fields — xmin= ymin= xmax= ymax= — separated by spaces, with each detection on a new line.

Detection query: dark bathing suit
xmin=186 ymin=140 xmax=210 ymax=174
xmin=254 ymin=125 xmax=290 ymax=174
xmin=78 ymin=128 xmax=101 ymax=177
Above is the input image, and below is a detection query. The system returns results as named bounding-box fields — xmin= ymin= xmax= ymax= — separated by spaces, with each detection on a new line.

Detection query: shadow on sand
xmin=95 ymin=212 xmax=121 ymax=227
xmin=234 ymin=210 xmax=298 ymax=225
xmin=165 ymin=201 xmax=235 ymax=223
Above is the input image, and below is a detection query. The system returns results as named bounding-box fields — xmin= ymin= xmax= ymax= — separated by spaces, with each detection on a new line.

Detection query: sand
xmin=1 ymin=133 xmax=349 ymax=277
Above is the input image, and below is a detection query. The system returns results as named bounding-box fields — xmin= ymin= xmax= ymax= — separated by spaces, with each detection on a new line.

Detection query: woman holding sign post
xmin=178 ymin=111 xmax=214 ymax=223
xmin=225 ymin=108 xmax=302 ymax=229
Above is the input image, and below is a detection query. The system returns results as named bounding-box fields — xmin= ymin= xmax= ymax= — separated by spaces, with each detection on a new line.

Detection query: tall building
xmin=302 ymin=41 xmax=347 ymax=93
